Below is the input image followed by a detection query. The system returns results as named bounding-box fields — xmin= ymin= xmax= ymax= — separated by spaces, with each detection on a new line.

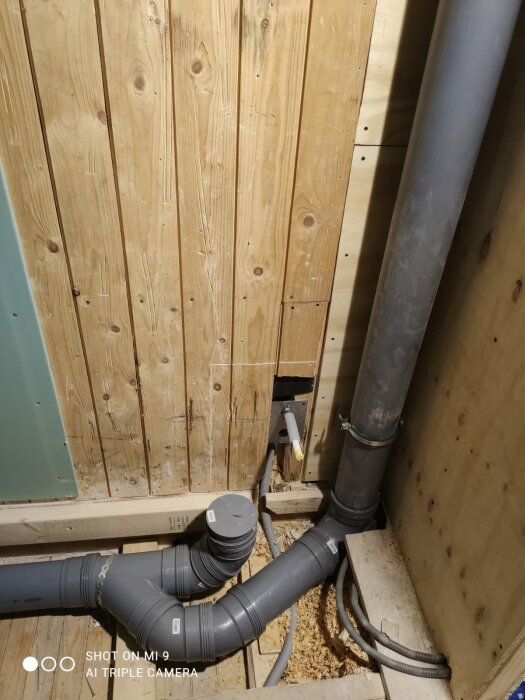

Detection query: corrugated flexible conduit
xmin=259 ymin=446 xmax=298 ymax=686
xmin=336 ymin=558 xmax=451 ymax=679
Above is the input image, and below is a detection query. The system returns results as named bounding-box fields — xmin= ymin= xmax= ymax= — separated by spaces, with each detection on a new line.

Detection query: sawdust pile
xmin=256 ymin=519 xmax=375 ymax=683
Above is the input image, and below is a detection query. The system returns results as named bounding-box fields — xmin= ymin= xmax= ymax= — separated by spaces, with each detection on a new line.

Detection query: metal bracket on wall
xmin=268 ymin=400 xmax=308 ymax=445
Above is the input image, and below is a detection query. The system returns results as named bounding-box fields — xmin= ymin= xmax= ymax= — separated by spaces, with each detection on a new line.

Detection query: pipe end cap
xmin=206 ymin=494 xmax=257 ymax=541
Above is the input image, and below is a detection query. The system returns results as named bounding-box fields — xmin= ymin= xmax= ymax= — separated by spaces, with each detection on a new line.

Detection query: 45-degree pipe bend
xmin=101 ymin=512 xmax=345 ymax=661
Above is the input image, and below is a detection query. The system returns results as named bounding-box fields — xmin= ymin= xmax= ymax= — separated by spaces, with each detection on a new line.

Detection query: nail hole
xmin=12 ymin=312 xmax=18 ymax=317
xmin=279 ymin=429 xmax=288 ymax=438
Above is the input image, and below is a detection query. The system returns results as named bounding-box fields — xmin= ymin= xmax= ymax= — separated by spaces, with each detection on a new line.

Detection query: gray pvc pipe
xmin=0 ymin=494 xmax=257 ymax=613
xmin=99 ymin=513 xmax=346 ymax=661
xmin=259 ymin=447 xmax=298 ymax=686
xmin=334 ymin=0 xmax=521 ymax=525
xmin=0 ymin=0 xmax=519 ymax=667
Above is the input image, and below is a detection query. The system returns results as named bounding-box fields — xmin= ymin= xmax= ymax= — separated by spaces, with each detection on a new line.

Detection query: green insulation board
xmin=0 ymin=167 xmax=78 ymax=501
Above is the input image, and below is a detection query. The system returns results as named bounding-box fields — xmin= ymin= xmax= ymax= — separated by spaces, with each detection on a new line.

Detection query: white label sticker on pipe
xmin=172 ymin=618 xmax=181 ymax=635
xmin=206 ymin=509 xmax=216 ymax=523
xmin=327 ymin=539 xmax=338 ymax=555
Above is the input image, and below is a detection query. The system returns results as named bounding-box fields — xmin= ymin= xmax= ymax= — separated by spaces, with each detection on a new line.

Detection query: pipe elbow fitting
xmin=138 ymin=586 xmax=263 ymax=662
xmin=162 ymin=494 xmax=257 ymax=598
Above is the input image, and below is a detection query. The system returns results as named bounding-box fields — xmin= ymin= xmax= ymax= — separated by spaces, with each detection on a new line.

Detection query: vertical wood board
xmin=306 ymin=146 xmax=405 ymax=481
xmin=24 ymin=0 xmax=149 ymax=496
xmin=229 ymin=0 xmax=310 ymax=489
xmin=99 ymin=0 xmax=188 ymax=495
xmin=0 ymin=0 xmax=107 ymax=498
xmin=171 ymin=0 xmax=239 ymax=491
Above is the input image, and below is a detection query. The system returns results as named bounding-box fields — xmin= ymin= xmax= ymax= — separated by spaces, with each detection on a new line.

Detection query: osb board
xmin=0 ymin=0 xmax=376 ymax=500
xmin=383 ymin=17 xmax=525 ymax=700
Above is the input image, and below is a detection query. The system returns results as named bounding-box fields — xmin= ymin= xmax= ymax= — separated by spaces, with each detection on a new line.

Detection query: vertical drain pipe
xmin=332 ymin=0 xmax=521 ymax=526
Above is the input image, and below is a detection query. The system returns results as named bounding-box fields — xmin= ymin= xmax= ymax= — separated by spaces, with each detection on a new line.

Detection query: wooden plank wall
xmin=0 ymin=0 xmax=380 ymax=499
xmin=383 ymin=11 xmax=525 ymax=700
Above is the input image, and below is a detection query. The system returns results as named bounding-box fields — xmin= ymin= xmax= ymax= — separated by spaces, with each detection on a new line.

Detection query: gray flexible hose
xmin=259 ymin=447 xmax=298 ymax=687
xmin=350 ymin=584 xmax=448 ymax=665
xmin=336 ymin=558 xmax=452 ymax=679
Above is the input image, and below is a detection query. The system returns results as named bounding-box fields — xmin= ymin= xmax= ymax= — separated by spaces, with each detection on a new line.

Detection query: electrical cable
xmin=259 ymin=446 xmax=298 ymax=687
xmin=350 ymin=583 xmax=448 ymax=665
xmin=336 ymin=557 xmax=452 ymax=679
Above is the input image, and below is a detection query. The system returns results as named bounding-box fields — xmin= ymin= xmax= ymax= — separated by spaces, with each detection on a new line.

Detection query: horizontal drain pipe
xmin=0 ymin=0 xmax=519 ymax=667
xmin=0 ymin=494 xmax=258 ymax=614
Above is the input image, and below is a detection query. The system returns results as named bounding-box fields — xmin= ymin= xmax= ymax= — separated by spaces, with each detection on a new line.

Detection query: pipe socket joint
xmin=329 ymin=491 xmax=379 ymax=530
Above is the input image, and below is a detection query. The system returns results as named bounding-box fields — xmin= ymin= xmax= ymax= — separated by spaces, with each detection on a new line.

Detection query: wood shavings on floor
xmin=255 ymin=518 xmax=376 ymax=684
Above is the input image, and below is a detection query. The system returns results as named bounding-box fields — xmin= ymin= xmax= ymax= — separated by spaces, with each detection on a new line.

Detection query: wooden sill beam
xmin=0 ymin=488 xmax=330 ymax=546
xmin=0 ymin=491 xmax=251 ymax=546
xmin=264 ymin=486 xmax=328 ymax=515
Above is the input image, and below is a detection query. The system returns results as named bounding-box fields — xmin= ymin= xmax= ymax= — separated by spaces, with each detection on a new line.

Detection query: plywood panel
xmin=355 ymin=0 xmax=437 ymax=146
xmin=229 ymin=0 xmax=310 ymax=489
xmin=305 ymin=146 xmax=405 ymax=481
xmin=99 ymin=0 xmax=188 ymax=495
xmin=24 ymin=0 xmax=149 ymax=497
xmin=0 ymin=0 xmax=107 ymax=498
xmin=171 ymin=0 xmax=239 ymax=492
xmin=384 ymin=28 xmax=525 ymax=699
